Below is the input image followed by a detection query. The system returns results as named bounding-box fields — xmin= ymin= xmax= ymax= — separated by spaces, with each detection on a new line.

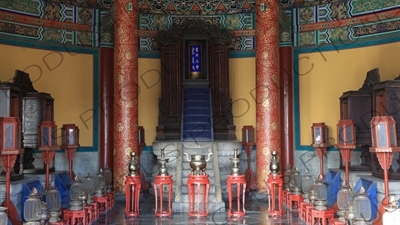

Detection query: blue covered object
xmin=324 ymin=170 xmax=341 ymax=207
xmin=353 ymin=177 xmax=377 ymax=221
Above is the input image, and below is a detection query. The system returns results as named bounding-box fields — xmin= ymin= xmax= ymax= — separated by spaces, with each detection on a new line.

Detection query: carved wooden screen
xmin=159 ymin=42 xmax=182 ymax=140
xmin=209 ymin=43 xmax=230 ymax=139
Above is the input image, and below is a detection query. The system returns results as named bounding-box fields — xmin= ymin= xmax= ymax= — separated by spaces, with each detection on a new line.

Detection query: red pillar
xmin=100 ymin=47 xmax=114 ymax=170
xmin=113 ymin=0 xmax=139 ymax=192
xmin=255 ymin=0 xmax=280 ymax=190
xmin=279 ymin=46 xmax=294 ymax=173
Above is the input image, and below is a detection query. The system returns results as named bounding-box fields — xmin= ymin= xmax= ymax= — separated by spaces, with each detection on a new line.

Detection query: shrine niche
xmin=7 ymin=70 xmax=55 ymax=174
xmin=154 ymin=19 xmax=236 ymax=141
xmin=339 ymin=68 xmax=381 ymax=172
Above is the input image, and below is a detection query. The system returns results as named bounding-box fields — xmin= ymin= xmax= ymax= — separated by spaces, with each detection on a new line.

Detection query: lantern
xmin=38 ymin=121 xmax=59 ymax=190
xmin=289 ymin=167 xmax=302 ymax=193
xmin=83 ymin=173 xmax=95 ymax=204
xmin=302 ymin=170 xmax=314 ymax=199
xmin=369 ymin=116 xmax=400 ymax=205
xmin=337 ymin=120 xmax=356 ymax=147
xmin=0 ymin=117 xmax=24 ymax=225
xmin=46 ymin=182 xmax=62 ymax=223
xmin=0 ymin=117 xmax=22 ymax=151
xmin=336 ymin=184 xmax=353 ymax=221
xmin=103 ymin=166 xmax=113 ymax=192
xmin=337 ymin=119 xmax=357 ymax=188
xmin=312 ymin=123 xmax=329 ymax=145
xmin=311 ymin=123 xmax=330 ymax=180
xmin=95 ymin=169 xmax=106 ymax=197
xmin=283 ymin=165 xmax=292 ymax=190
xmin=312 ymin=179 xmax=328 ymax=211
xmin=39 ymin=121 xmax=58 ymax=148
xmin=382 ymin=195 xmax=400 ymax=225
xmin=61 ymin=124 xmax=80 ymax=179
xmin=24 ymin=187 xmax=42 ymax=223
xmin=353 ymin=187 xmax=372 ymax=225
xmin=69 ymin=177 xmax=83 ymax=211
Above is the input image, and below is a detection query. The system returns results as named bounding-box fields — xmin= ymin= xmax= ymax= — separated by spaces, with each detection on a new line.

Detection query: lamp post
xmin=311 ymin=123 xmax=330 ymax=180
xmin=242 ymin=126 xmax=257 ymax=191
xmin=369 ymin=116 xmax=400 ymax=225
xmin=0 ymin=117 xmax=24 ymax=225
xmin=60 ymin=124 xmax=80 ymax=179
xmin=337 ymin=119 xmax=357 ymax=187
xmin=38 ymin=121 xmax=59 ymax=190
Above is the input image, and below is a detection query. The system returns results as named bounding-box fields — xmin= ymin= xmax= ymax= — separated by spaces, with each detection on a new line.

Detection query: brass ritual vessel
xmin=230 ymin=148 xmax=241 ymax=176
xmin=129 ymin=152 xmax=139 ymax=176
xmin=184 ymin=152 xmax=213 ymax=175
xmin=158 ymin=148 xmax=169 ymax=176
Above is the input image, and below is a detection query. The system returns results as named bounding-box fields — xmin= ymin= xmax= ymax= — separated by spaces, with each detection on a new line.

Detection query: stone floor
xmin=91 ymin=192 xmax=304 ymax=225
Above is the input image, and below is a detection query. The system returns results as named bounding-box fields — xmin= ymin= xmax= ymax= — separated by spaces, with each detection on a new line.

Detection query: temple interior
xmin=1 ymin=0 xmax=400 ymax=224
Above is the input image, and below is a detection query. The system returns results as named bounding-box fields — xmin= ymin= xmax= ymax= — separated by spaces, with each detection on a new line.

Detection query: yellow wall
xmin=298 ymin=42 xmax=400 ymax=146
xmin=229 ymin=58 xmax=257 ymax=140
xmin=138 ymin=58 xmax=161 ymax=144
xmin=0 ymin=44 xmax=94 ymax=146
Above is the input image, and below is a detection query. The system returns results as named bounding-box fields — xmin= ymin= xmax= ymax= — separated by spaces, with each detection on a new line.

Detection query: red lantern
xmin=311 ymin=122 xmax=330 ymax=180
xmin=60 ymin=124 xmax=80 ymax=179
xmin=0 ymin=117 xmax=24 ymax=225
xmin=39 ymin=121 xmax=59 ymax=190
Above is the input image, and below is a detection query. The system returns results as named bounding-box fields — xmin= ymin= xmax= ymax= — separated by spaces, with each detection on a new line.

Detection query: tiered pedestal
xmin=63 ymin=209 xmax=86 ymax=225
xmin=105 ymin=191 xmax=115 ymax=208
xmin=288 ymin=194 xmax=303 ymax=211
xmin=153 ymin=175 xmax=173 ymax=217
xmin=93 ymin=196 xmax=109 ymax=213
xmin=88 ymin=202 xmax=99 ymax=221
xmin=187 ymin=175 xmax=210 ymax=217
xmin=125 ymin=175 xmax=141 ymax=217
xmin=266 ymin=174 xmax=283 ymax=216
xmin=305 ymin=205 xmax=315 ymax=224
xmin=226 ymin=175 xmax=246 ymax=217
xmin=310 ymin=208 xmax=334 ymax=225
xmin=83 ymin=204 xmax=94 ymax=224
xmin=299 ymin=202 xmax=309 ymax=221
